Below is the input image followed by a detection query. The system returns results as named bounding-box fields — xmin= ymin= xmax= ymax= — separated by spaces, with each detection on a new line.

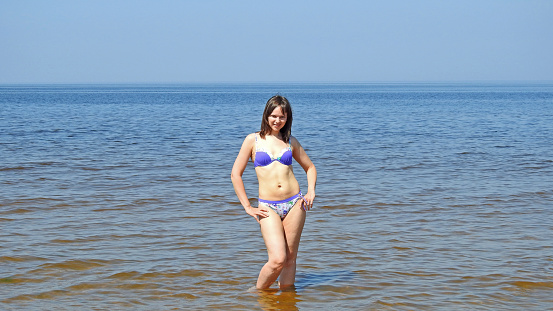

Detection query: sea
xmin=1 ymin=83 xmax=552 ymax=310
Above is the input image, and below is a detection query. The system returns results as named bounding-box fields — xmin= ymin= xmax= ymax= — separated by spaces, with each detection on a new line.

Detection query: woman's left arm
xmin=291 ymin=137 xmax=317 ymax=210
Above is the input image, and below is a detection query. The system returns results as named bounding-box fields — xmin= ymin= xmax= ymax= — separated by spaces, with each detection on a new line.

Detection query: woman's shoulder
xmin=245 ymin=132 xmax=258 ymax=140
xmin=289 ymin=135 xmax=301 ymax=147
xmin=242 ymin=133 xmax=258 ymax=145
xmin=237 ymin=133 xmax=257 ymax=152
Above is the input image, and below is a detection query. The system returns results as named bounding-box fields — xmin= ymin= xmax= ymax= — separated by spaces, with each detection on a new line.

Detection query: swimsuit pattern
xmin=258 ymin=192 xmax=305 ymax=219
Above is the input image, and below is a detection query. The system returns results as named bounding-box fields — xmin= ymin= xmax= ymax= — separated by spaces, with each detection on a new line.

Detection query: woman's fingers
xmin=260 ymin=208 xmax=270 ymax=217
xmin=247 ymin=207 xmax=269 ymax=219
xmin=304 ymin=196 xmax=314 ymax=210
xmin=256 ymin=207 xmax=269 ymax=218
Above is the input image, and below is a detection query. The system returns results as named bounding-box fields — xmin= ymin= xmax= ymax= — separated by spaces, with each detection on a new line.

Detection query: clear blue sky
xmin=1 ymin=0 xmax=552 ymax=83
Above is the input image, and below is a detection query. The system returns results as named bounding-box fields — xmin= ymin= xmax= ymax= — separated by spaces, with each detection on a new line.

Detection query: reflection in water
xmin=253 ymin=287 xmax=300 ymax=311
xmin=251 ymin=271 xmax=356 ymax=310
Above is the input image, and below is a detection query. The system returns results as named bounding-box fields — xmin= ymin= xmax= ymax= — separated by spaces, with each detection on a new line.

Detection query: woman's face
xmin=267 ymin=106 xmax=287 ymax=133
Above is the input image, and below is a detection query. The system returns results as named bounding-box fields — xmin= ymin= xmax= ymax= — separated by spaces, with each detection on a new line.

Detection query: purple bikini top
xmin=254 ymin=135 xmax=293 ymax=167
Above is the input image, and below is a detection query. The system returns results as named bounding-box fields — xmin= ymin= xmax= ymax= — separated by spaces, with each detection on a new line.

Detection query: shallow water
xmin=1 ymin=83 xmax=553 ymax=310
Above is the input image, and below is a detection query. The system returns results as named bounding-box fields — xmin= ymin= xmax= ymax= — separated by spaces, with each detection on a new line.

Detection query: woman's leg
xmin=257 ymin=208 xmax=287 ymax=289
xmin=278 ymin=199 xmax=306 ymax=289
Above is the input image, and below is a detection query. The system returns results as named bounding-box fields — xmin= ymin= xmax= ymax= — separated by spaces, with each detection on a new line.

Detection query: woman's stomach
xmin=256 ymin=166 xmax=300 ymax=200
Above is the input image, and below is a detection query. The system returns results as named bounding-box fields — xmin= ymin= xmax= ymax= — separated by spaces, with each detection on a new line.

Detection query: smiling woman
xmin=231 ymin=95 xmax=317 ymax=290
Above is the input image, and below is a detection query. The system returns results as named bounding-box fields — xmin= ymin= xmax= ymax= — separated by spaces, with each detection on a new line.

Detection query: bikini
xmin=254 ymin=134 xmax=306 ymax=219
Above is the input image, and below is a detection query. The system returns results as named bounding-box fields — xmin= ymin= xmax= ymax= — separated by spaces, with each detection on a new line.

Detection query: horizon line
xmin=2 ymin=80 xmax=553 ymax=86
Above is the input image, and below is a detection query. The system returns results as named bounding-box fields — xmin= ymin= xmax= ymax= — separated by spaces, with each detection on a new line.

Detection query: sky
xmin=1 ymin=0 xmax=552 ymax=84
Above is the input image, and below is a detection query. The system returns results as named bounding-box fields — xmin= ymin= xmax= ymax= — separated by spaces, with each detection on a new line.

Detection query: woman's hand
xmin=302 ymin=191 xmax=315 ymax=211
xmin=245 ymin=205 xmax=269 ymax=223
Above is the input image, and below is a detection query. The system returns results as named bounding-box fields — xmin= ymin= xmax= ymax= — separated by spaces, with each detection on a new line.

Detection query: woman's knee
xmin=268 ymin=253 xmax=287 ymax=269
xmin=284 ymin=253 xmax=297 ymax=267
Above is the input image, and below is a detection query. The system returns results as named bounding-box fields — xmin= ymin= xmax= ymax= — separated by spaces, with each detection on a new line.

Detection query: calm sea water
xmin=1 ymin=83 xmax=553 ymax=310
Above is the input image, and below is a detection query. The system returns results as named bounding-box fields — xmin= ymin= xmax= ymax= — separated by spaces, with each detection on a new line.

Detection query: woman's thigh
xmin=282 ymin=199 xmax=306 ymax=255
xmin=259 ymin=208 xmax=287 ymax=259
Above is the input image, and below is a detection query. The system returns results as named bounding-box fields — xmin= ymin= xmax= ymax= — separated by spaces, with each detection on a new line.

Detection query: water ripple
xmin=1 ymin=83 xmax=553 ymax=310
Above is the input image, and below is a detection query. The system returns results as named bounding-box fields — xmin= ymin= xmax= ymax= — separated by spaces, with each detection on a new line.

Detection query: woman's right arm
xmin=231 ymin=134 xmax=269 ymax=222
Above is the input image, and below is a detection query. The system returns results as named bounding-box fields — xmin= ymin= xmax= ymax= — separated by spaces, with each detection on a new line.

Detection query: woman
xmin=231 ymin=95 xmax=317 ymax=290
